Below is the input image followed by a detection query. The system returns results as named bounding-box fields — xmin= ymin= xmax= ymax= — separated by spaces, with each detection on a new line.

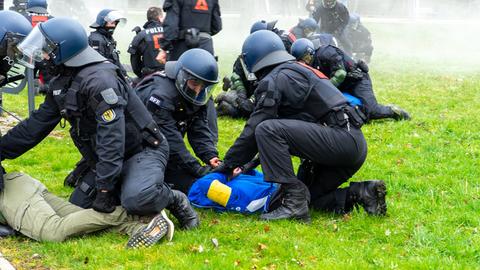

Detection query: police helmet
xmin=250 ymin=20 xmax=278 ymax=34
xmin=242 ymin=30 xmax=295 ymax=73
xmin=322 ymin=0 xmax=337 ymax=9
xmin=90 ymin=9 xmax=127 ymax=28
xmin=291 ymin=38 xmax=315 ymax=64
xmin=349 ymin=13 xmax=361 ymax=30
xmin=298 ymin=18 xmax=318 ymax=37
xmin=0 ymin=10 xmax=32 ymax=58
xmin=26 ymin=0 xmax=48 ymax=14
xmin=165 ymin=48 xmax=219 ymax=106
xmin=17 ymin=17 xmax=106 ymax=68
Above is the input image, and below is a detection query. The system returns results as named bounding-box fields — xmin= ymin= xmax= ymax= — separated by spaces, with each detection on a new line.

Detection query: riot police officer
xmin=215 ymin=20 xmax=282 ymax=119
xmin=1 ymin=18 xmax=199 ymax=229
xmin=89 ymin=9 xmax=128 ymax=78
xmin=0 ymin=10 xmax=32 ymax=87
xmin=312 ymin=0 xmax=352 ymax=54
xmin=346 ymin=13 xmax=374 ymax=63
xmin=24 ymin=0 xmax=54 ymax=94
xmin=159 ymin=0 xmax=222 ymax=144
xmin=215 ymin=30 xmax=387 ymax=222
xmin=136 ymin=48 xmax=220 ymax=194
xmin=159 ymin=0 xmax=222 ymax=61
xmin=128 ymin=6 xmax=165 ymax=78
xmin=0 ymin=10 xmax=32 ymax=237
xmin=291 ymin=38 xmax=410 ymax=121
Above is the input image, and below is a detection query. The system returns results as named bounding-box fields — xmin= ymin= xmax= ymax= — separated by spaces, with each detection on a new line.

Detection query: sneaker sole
xmin=127 ymin=210 xmax=174 ymax=249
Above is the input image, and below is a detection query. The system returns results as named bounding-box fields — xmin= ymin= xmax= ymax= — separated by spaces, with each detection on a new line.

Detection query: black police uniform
xmin=0 ymin=61 xmax=173 ymax=216
xmin=128 ymin=20 xmax=165 ymax=78
xmin=312 ymin=45 xmax=398 ymax=120
xmin=135 ymin=72 xmax=218 ymax=193
xmin=88 ymin=29 xmax=128 ymax=78
xmin=346 ymin=22 xmax=373 ymax=63
xmin=160 ymin=0 xmax=222 ymax=143
xmin=312 ymin=2 xmax=352 ymax=54
xmin=160 ymin=0 xmax=222 ymax=61
xmin=215 ymin=57 xmax=256 ymax=118
xmin=223 ymin=61 xmax=367 ymax=213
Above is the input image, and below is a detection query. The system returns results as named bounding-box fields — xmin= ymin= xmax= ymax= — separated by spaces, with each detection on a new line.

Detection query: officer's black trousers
xmin=255 ymin=119 xmax=367 ymax=213
xmin=349 ymin=74 xmax=396 ymax=120
xmin=69 ymin=141 xmax=173 ymax=216
xmin=164 ymin=162 xmax=197 ymax=195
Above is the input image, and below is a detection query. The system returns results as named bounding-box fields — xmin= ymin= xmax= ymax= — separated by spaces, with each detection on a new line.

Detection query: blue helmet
xmin=26 ymin=0 xmax=48 ymax=14
xmin=0 ymin=10 xmax=32 ymax=59
xmin=298 ymin=18 xmax=318 ymax=32
xmin=90 ymin=9 xmax=127 ymax=28
xmin=250 ymin=20 xmax=278 ymax=34
xmin=242 ymin=30 xmax=295 ymax=73
xmin=17 ymin=17 xmax=105 ymax=68
xmin=165 ymin=48 xmax=219 ymax=106
xmin=291 ymin=38 xmax=315 ymax=63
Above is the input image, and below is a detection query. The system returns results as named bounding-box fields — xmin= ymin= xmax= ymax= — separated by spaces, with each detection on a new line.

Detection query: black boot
xmin=348 ymin=180 xmax=387 ymax=215
xmin=0 ymin=224 xmax=15 ymax=237
xmin=167 ymin=190 xmax=200 ymax=230
xmin=260 ymin=180 xmax=311 ymax=223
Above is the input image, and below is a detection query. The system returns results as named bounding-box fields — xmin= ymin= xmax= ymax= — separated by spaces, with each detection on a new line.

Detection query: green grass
xmin=1 ymin=25 xmax=480 ymax=269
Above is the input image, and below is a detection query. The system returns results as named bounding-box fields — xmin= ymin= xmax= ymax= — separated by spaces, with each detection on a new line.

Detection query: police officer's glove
xmin=92 ymin=191 xmax=116 ymax=213
xmin=193 ymin=165 xmax=212 ymax=178
xmin=211 ymin=162 xmax=236 ymax=179
xmin=346 ymin=68 xmax=364 ymax=81
xmin=222 ymin=76 xmax=232 ymax=91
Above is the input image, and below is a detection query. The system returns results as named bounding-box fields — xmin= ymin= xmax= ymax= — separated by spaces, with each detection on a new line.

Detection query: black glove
xmin=346 ymin=68 xmax=364 ymax=81
xmin=193 ymin=165 xmax=212 ymax=178
xmin=222 ymin=76 xmax=232 ymax=91
xmin=211 ymin=162 xmax=235 ymax=177
xmin=92 ymin=191 xmax=116 ymax=213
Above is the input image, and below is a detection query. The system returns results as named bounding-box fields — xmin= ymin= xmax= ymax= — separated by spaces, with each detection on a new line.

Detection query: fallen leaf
xmin=234 ymin=260 xmax=241 ymax=267
xmin=211 ymin=238 xmax=219 ymax=249
xmin=257 ymin=243 xmax=267 ymax=251
xmin=31 ymin=254 xmax=42 ymax=260
xmin=264 ymin=225 xmax=270 ymax=233
xmin=385 ymin=229 xmax=391 ymax=236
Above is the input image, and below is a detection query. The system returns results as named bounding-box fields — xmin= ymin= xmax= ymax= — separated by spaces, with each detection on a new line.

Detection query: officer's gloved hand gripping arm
xmin=85 ymin=76 xmax=126 ymax=213
xmin=160 ymin=0 xmax=180 ymax=53
xmin=0 ymin=94 xmax=62 ymax=161
xmin=221 ymin=78 xmax=279 ymax=173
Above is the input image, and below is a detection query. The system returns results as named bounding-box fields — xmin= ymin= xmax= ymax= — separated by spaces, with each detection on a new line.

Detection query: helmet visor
xmin=176 ymin=69 xmax=216 ymax=106
xmin=16 ymin=26 xmax=55 ymax=68
xmin=104 ymin=10 xmax=127 ymax=28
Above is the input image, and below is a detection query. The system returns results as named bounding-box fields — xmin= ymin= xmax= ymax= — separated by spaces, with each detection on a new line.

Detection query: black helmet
xmin=242 ymin=30 xmax=294 ymax=73
xmin=17 ymin=17 xmax=105 ymax=68
xmin=165 ymin=48 xmax=219 ymax=106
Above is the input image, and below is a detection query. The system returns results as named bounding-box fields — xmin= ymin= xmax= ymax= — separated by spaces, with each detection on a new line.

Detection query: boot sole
xmin=370 ymin=181 xmax=387 ymax=216
xmin=127 ymin=210 xmax=174 ymax=249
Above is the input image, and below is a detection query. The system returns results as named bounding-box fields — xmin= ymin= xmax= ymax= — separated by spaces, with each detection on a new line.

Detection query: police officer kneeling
xmin=215 ymin=30 xmax=387 ymax=222
xmin=135 ymin=48 xmax=220 ymax=194
xmin=0 ymin=18 xmax=199 ymax=229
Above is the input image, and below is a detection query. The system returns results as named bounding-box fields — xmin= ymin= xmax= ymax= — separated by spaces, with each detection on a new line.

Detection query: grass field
xmin=1 ymin=21 xmax=480 ymax=269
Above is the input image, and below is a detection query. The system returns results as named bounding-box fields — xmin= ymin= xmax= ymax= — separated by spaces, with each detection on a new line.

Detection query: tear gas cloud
xmin=6 ymin=0 xmax=480 ymax=73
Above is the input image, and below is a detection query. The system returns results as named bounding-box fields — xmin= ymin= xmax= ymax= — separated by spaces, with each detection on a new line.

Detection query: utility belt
xmin=319 ymin=105 xmax=367 ymax=130
xmin=179 ymin=28 xmax=211 ymax=48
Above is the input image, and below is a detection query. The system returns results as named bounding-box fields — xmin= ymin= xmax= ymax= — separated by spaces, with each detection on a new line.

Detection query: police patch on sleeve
xmin=101 ymin=88 xmax=119 ymax=105
xmin=101 ymin=109 xmax=116 ymax=122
